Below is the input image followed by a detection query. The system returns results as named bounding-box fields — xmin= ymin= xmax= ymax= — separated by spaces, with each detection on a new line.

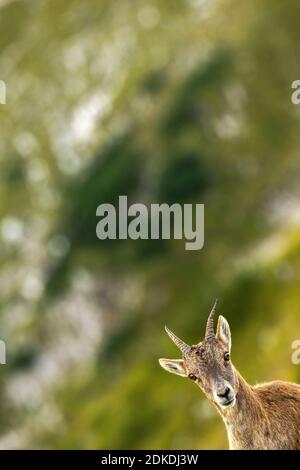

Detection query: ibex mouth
xmin=221 ymin=396 xmax=236 ymax=408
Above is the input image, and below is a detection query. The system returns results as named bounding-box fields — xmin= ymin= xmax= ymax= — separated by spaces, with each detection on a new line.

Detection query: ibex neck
xmin=221 ymin=370 xmax=266 ymax=449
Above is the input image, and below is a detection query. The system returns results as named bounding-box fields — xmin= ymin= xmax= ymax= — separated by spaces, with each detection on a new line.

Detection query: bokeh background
xmin=0 ymin=0 xmax=300 ymax=450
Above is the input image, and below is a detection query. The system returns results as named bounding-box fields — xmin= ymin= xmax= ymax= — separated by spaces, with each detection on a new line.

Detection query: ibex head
xmin=159 ymin=300 xmax=237 ymax=410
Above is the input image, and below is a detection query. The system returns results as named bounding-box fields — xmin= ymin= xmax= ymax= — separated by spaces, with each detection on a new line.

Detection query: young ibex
xmin=159 ymin=301 xmax=300 ymax=450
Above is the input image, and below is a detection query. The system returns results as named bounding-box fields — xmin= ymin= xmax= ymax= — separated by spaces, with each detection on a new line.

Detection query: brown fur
xmin=221 ymin=373 xmax=300 ymax=449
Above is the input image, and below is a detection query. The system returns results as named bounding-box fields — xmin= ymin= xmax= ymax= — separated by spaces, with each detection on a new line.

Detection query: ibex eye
xmin=224 ymin=352 xmax=230 ymax=361
xmin=188 ymin=374 xmax=197 ymax=381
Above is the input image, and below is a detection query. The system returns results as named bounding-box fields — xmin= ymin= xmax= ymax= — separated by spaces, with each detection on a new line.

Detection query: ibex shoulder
xmin=254 ymin=380 xmax=300 ymax=407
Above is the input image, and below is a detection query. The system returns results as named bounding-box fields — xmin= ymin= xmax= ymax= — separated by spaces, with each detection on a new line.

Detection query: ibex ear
xmin=216 ymin=315 xmax=231 ymax=350
xmin=158 ymin=358 xmax=187 ymax=377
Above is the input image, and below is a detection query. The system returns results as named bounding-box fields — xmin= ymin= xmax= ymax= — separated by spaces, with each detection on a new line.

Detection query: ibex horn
xmin=205 ymin=299 xmax=218 ymax=340
xmin=164 ymin=325 xmax=191 ymax=355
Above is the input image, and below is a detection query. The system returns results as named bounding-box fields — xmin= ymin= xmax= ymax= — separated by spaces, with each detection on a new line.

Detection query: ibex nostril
xmin=217 ymin=387 xmax=230 ymax=398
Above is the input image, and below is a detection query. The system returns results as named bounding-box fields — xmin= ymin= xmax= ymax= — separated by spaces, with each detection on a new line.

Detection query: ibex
xmin=159 ymin=301 xmax=300 ymax=449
